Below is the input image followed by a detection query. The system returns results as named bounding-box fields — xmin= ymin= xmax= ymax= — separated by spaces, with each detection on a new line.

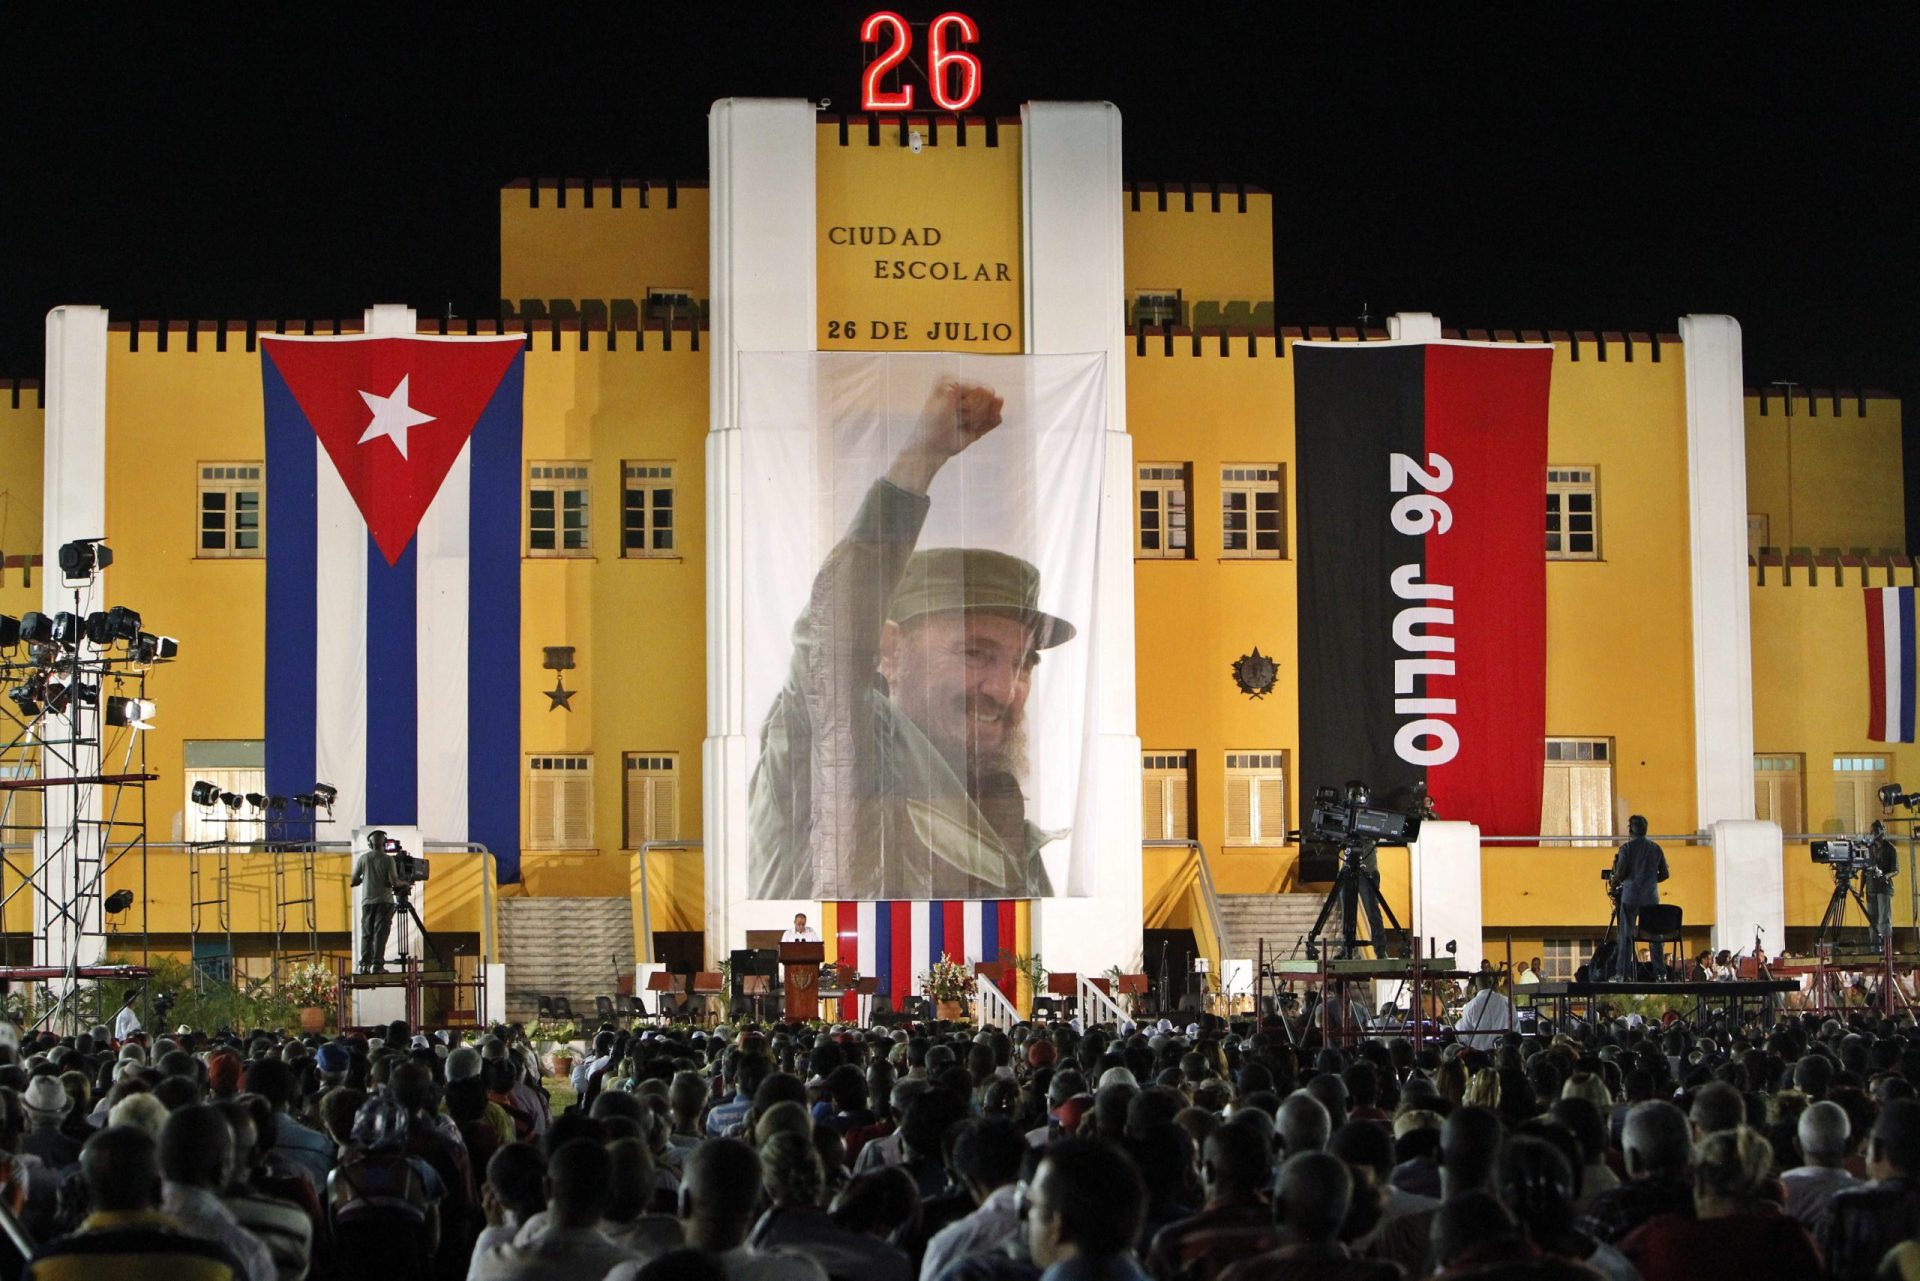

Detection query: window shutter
xmin=1167 ymin=778 xmax=1190 ymax=841
xmin=1539 ymin=768 xmax=1571 ymax=837
xmin=646 ymin=775 xmax=679 ymax=842
xmin=558 ymin=775 xmax=593 ymax=847
xmin=1568 ymin=766 xmax=1614 ymax=845
xmin=1225 ymin=776 xmax=1253 ymax=843
xmin=1256 ymin=776 xmax=1286 ymax=842
xmin=530 ymin=775 xmax=557 ymax=846
xmin=1142 ymin=776 xmax=1168 ymax=842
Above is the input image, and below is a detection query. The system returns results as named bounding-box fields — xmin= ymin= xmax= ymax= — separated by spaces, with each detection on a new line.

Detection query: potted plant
xmin=530 ymin=1019 xmax=578 ymax=1076
xmin=998 ymin=950 xmax=1046 ymax=1010
xmin=282 ymin=962 xmax=337 ymax=1034
xmin=921 ymin=954 xmax=974 ymax=1022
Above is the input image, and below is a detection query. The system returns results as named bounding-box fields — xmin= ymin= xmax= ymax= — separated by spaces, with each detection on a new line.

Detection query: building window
xmin=622 ymin=463 xmax=677 ymax=558
xmin=1221 ymin=466 xmax=1285 ymax=559
xmin=1754 ymin=754 xmax=1805 ymax=836
xmin=1542 ymin=738 xmax=1614 ymax=845
xmin=624 ymin=752 xmax=681 ymax=847
xmin=528 ymin=754 xmax=593 ymax=849
xmin=1136 ymin=465 xmax=1191 ymax=559
xmin=1223 ymin=751 xmax=1287 ymax=845
xmin=1832 ymin=755 xmax=1888 ymax=833
xmin=1131 ymin=290 xmax=1183 ymax=328
xmin=199 ymin=463 xmax=263 ymax=558
xmin=1546 ymin=466 xmax=1599 ymax=559
xmin=1540 ymin=937 xmax=1593 ymax=982
xmin=528 ymin=463 xmax=591 ymax=555
xmin=1142 ymin=751 xmax=1193 ymax=842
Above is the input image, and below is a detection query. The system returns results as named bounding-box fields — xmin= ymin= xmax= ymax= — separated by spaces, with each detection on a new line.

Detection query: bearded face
xmin=880 ymin=609 xmax=1037 ymax=776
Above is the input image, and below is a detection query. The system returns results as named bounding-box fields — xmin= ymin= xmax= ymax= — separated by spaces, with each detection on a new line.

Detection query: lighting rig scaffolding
xmin=186 ymin=783 xmax=335 ymax=986
xmin=0 ymin=538 xmax=174 ymax=1031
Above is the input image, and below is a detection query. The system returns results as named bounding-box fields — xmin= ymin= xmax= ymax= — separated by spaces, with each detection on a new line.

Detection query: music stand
xmin=741 ymin=973 xmax=775 ymax=1022
xmin=646 ymin=971 xmax=682 ymax=1022
xmin=1117 ymin=973 xmax=1149 ymax=1017
xmin=691 ymin=971 xmax=724 ymax=1024
xmin=855 ymin=977 xmax=879 ymax=1027
xmin=1041 ymin=971 xmax=1078 ymax=1021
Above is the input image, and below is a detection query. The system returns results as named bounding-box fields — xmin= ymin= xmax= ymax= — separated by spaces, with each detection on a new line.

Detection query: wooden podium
xmin=780 ymin=941 xmax=826 ymax=1021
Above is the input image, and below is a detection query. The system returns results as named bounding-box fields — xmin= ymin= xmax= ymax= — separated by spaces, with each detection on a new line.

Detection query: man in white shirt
xmin=1454 ymin=972 xmax=1512 ymax=1052
xmin=113 ymin=989 xmax=142 ymax=1043
xmin=781 ymin=914 xmax=821 ymax=944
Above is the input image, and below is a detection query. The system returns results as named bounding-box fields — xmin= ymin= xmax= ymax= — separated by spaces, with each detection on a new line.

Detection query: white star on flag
xmin=357 ymin=375 xmax=436 ymax=460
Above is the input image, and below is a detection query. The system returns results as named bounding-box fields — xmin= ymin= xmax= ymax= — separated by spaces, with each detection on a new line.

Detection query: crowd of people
xmin=0 ymin=1001 xmax=1917 ymax=1281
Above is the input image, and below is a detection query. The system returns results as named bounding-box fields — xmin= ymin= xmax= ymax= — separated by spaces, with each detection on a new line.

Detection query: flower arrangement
xmin=920 ymin=954 xmax=974 ymax=1004
xmin=282 ymin=962 xmax=338 ymax=1010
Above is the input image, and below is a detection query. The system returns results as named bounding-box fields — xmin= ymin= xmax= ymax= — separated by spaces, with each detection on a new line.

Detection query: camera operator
xmin=352 ymin=828 xmax=397 ymax=974
xmin=1866 ymin=819 xmax=1899 ymax=949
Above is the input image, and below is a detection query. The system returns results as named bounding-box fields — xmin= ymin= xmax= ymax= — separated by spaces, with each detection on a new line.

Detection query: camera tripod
xmin=389 ymin=884 xmax=449 ymax=971
xmin=1303 ymin=841 xmax=1406 ymax=960
xmin=1814 ymin=864 xmax=1878 ymax=950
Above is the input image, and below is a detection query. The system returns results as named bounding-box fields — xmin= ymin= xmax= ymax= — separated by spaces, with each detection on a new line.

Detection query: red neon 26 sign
xmin=861 ymin=11 xmax=982 ymax=112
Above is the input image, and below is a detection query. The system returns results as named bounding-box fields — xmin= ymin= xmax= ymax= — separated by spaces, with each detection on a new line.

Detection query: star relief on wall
xmin=1231 ymin=647 xmax=1278 ymax=699
xmin=542 ymin=646 xmax=577 ymax=711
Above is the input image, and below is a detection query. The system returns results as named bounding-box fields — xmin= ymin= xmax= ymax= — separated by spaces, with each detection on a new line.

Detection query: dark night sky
xmin=2 ymin=4 xmax=1913 ymax=412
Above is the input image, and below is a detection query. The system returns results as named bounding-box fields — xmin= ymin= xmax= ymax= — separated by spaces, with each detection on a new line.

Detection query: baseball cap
xmin=889 ymin=548 xmax=1075 ymax=648
xmin=315 ymin=1043 xmax=351 ymax=1074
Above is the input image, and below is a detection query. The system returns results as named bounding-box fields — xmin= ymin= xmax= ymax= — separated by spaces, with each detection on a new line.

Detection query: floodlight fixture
xmin=244 ymin=792 xmax=266 ymax=810
xmin=44 ymin=679 xmax=98 ymax=714
xmin=7 ymin=685 xmax=40 ymax=717
xmin=0 ymin=616 xmax=18 ymax=649
xmin=17 ymin=613 xmax=52 ymax=646
xmin=190 ymin=780 xmax=220 ymax=807
xmin=56 ymin=538 xmax=112 ymax=581
xmin=106 ymin=696 xmax=156 ymax=730
xmin=104 ymin=889 xmax=135 ymax=914
xmin=217 ymin=791 xmax=242 ymax=811
xmin=133 ymin=632 xmax=179 ymax=663
xmin=312 ymin=783 xmax=338 ymax=807
xmin=48 ymin=613 xmax=81 ymax=647
xmin=1878 ymin=782 xmax=1920 ymax=810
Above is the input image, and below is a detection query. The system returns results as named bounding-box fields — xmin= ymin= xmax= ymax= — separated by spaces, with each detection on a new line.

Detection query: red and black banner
xmin=1296 ymin=342 xmax=1553 ymax=837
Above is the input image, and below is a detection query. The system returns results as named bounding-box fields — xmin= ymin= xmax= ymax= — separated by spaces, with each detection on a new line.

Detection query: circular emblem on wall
xmin=792 ymin=968 xmax=815 ymax=991
xmin=1231 ymin=647 xmax=1278 ymax=699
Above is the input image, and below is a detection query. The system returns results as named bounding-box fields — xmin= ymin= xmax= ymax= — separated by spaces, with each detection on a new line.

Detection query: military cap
xmin=889 ymin=547 xmax=1076 ymax=649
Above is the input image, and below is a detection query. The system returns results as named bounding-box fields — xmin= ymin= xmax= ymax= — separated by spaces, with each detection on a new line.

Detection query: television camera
xmin=1811 ymin=838 xmax=1875 ymax=869
xmin=1299 ymin=781 xmax=1424 ymax=960
xmin=385 ymin=837 xmax=431 ymax=887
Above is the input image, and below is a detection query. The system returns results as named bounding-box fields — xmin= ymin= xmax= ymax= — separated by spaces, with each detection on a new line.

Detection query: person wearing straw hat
xmin=749 ymin=379 xmax=1075 ymax=902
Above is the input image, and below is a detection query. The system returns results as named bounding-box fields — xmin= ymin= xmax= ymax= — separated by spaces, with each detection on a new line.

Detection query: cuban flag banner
xmin=260 ymin=335 xmax=525 ymax=882
xmin=1865 ymin=586 xmax=1917 ymax=743
xmin=818 ymin=898 xmax=1027 ymax=1021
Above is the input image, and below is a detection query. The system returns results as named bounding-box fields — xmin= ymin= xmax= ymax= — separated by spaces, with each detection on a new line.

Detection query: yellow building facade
xmin=3 ymin=106 xmax=1910 ymax=997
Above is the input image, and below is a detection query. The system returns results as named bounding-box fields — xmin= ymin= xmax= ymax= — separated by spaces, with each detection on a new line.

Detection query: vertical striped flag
xmin=1866 ymin=586 xmax=1917 ymax=743
xmin=260 ymin=335 xmax=525 ymax=881
xmin=819 ymin=899 xmax=1027 ymax=1020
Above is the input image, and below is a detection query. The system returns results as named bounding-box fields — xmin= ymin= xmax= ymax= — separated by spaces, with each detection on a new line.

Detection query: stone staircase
xmin=498 ymin=896 xmax=635 ymax=1024
xmin=1218 ymin=893 xmax=1330 ymax=963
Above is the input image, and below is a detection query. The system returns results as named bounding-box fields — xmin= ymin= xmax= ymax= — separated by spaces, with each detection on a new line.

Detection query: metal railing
xmin=1143 ymin=838 xmax=1229 ymax=968
xmin=1078 ymin=973 xmax=1128 ymax=1025
xmin=975 ymin=973 xmax=1018 ymax=1030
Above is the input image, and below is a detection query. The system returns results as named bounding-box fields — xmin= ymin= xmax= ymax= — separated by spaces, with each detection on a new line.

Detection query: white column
xmin=1409 ymin=821 xmax=1483 ymax=974
xmin=1711 ymin=819 xmax=1783 ymax=953
xmin=1021 ymin=102 xmax=1141 ymax=975
xmin=1680 ymin=314 xmax=1755 ymax=828
xmin=39 ymin=306 xmax=110 ymax=976
xmin=705 ymin=100 xmax=818 ymax=964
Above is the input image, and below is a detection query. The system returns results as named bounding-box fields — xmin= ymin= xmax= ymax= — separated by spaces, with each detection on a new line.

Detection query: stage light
xmin=266 ymin=795 xmax=288 ymax=812
xmin=49 ymin=613 xmax=81 ymax=647
xmin=244 ymin=792 xmax=266 ymax=810
xmin=107 ymin=606 xmax=142 ymax=642
xmin=190 ymin=780 xmax=220 ymax=807
xmin=217 ymin=791 xmax=242 ymax=812
xmin=312 ymin=783 xmax=337 ymax=806
xmin=8 ymin=685 xmax=40 ymax=717
xmin=0 ymin=616 xmax=18 ymax=648
xmin=18 ymin=613 xmax=51 ymax=645
xmin=84 ymin=612 xmax=114 ymax=645
xmin=133 ymin=632 xmax=179 ymax=663
xmin=1879 ymin=782 xmax=1920 ymax=810
xmin=44 ymin=679 xmax=98 ymax=714
xmin=106 ymin=696 xmax=155 ymax=730
xmin=104 ymin=889 xmax=135 ymax=914
xmin=56 ymin=538 xmax=112 ymax=581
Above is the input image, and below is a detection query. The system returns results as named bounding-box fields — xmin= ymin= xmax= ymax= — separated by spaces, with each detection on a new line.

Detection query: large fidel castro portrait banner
xmin=740 ymin=352 xmax=1107 ymax=901
xmin=1295 ymin=341 xmax=1553 ymax=837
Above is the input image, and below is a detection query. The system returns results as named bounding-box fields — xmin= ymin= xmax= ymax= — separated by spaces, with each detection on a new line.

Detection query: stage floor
xmin=1532 ymin=979 xmax=1799 ymax=998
